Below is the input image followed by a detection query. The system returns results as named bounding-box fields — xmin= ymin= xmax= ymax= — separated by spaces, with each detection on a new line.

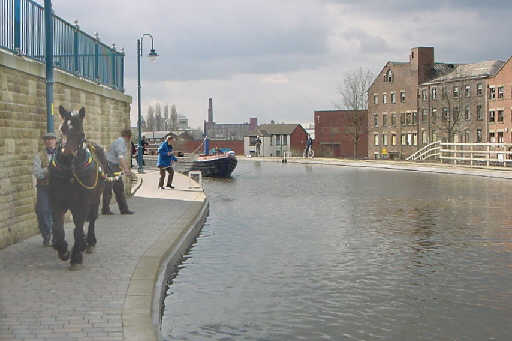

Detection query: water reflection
xmin=162 ymin=161 xmax=512 ymax=341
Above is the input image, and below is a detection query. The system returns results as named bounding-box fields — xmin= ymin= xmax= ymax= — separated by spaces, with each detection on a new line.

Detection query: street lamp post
xmin=137 ymin=34 xmax=158 ymax=173
xmin=44 ymin=0 xmax=54 ymax=134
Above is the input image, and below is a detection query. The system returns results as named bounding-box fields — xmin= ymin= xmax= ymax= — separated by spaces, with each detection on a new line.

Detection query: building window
xmin=489 ymin=87 xmax=496 ymax=99
xmin=422 ymin=89 xmax=427 ymax=101
xmin=498 ymin=86 xmax=505 ymax=99
xmin=400 ymin=113 xmax=406 ymax=126
xmin=422 ymin=130 xmax=428 ymax=144
xmin=489 ymin=132 xmax=496 ymax=143
xmin=391 ymin=93 xmax=396 ymax=104
xmin=443 ymin=107 xmax=449 ymax=120
xmin=412 ymin=112 xmax=417 ymax=125
xmin=374 ymin=95 xmax=378 ymax=104
xmin=401 ymin=134 xmax=407 ymax=145
xmin=283 ymin=135 xmax=288 ymax=145
xmin=477 ymin=83 xmax=483 ymax=96
xmin=382 ymin=114 xmax=388 ymax=127
xmin=406 ymin=113 xmax=411 ymax=125
xmin=275 ymin=135 xmax=281 ymax=145
xmin=422 ymin=109 xmax=428 ymax=122
xmin=431 ymin=87 xmax=437 ymax=100
xmin=464 ymin=104 xmax=471 ymax=120
xmin=465 ymin=85 xmax=471 ymax=97
xmin=453 ymin=106 xmax=459 ymax=121
xmin=477 ymin=105 xmax=483 ymax=120
xmin=392 ymin=134 xmax=397 ymax=146
xmin=413 ymin=133 xmax=418 ymax=146
xmin=453 ymin=86 xmax=459 ymax=97
xmin=400 ymin=91 xmax=406 ymax=103
xmin=442 ymin=86 xmax=447 ymax=98
xmin=498 ymin=110 xmax=504 ymax=122
xmin=374 ymin=134 xmax=379 ymax=146
xmin=464 ymin=130 xmax=471 ymax=143
xmin=384 ymin=70 xmax=393 ymax=82
xmin=383 ymin=94 xmax=387 ymax=104
xmin=432 ymin=108 xmax=437 ymax=122
xmin=498 ymin=131 xmax=504 ymax=143
xmin=489 ymin=110 xmax=496 ymax=122
xmin=383 ymin=134 xmax=388 ymax=146
xmin=407 ymin=133 xmax=413 ymax=146
xmin=374 ymin=114 xmax=378 ymax=127
xmin=391 ymin=114 xmax=396 ymax=126
xmin=432 ymin=129 xmax=437 ymax=142
xmin=476 ymin=128 xmax=482 ymax=142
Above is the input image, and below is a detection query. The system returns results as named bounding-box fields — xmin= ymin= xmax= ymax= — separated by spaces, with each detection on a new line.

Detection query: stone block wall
xmin=0 ymin=50 xmax=131 ymax=249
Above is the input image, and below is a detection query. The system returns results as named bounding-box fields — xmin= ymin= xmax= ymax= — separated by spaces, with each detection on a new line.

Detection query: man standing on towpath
xmin=157 ymin=135 xmax=178 ymax=189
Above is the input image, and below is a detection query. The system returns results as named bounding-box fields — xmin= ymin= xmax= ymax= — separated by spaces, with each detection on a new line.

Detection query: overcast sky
xmin=50 ymin=0 xmax=512 ymax=129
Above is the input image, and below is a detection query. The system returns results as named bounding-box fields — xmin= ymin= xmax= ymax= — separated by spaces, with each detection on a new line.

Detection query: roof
xmin=424 ymin=60 xmax=505 ymax=84
xmin=245 ymin=124 xmax=303 ymax=137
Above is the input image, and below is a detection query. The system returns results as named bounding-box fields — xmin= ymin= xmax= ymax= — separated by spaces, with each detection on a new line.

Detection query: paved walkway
xmin=0 ymin=171 xmax=206 ymax=341
xmin=240 ymin=156 xmax=512 ymax=179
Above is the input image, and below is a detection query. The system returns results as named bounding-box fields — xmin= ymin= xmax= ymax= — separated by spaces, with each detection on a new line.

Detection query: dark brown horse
xmin=49 ymin=106 xmax=108 ymax=270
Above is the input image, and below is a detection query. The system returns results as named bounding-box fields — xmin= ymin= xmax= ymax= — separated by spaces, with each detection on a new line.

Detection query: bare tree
xmin=155 ymin=102 xmax=163 ymax=131
xmin=145 ymin=104 xmax=155 ymax=132
xmin=170 ymin=105 xmax=178 ymax=129
xmin=337 ymin=67 xmax=374 ymax=158
xmin=164 ymin=104 xmax=169 ymax=130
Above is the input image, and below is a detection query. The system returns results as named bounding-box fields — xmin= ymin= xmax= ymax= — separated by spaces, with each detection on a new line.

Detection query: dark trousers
xmin=102 ymin=162 xmax=129 ymax=213
xmin=159 ymin=166 xmax=174 ymax=188
xmin=36 ymin=185 xmax=53 ymax=241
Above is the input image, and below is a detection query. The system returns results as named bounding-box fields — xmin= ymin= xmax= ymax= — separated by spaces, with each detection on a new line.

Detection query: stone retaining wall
xmin=0 ymin=49 xmax=132 ymax=248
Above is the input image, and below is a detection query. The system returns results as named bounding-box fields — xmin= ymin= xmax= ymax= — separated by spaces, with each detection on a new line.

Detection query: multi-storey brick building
xmin=418 ymin=61 xmax=504 ymax=145
xmin=487 ymin=57 xmax=512 ymax=143
xmin=368 ymin=47 xmax=440 ymax=159
xmin=314 ymin=110 xmax=368 ymax=158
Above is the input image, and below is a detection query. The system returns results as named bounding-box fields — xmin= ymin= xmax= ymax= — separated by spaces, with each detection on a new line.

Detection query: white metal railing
xmin=406 ymin=141 xmax=440 ymax=161
xmin=408 ymin=141 xmax=512 ymax=167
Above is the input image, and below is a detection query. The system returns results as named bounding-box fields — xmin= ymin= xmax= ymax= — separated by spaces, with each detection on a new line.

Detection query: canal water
xmin=161 ymin=161 xmax=512 ymax=341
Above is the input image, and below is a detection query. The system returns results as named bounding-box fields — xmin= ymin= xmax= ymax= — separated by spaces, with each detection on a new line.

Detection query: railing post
xmin=73 ymin=21 xmax=79 ymax=74
xmin=14 ymin=0 xmax=21 ymax=53
xmin=454 ymin=143 xmax=457 ymax=165
xmin=487 ymin=145 xmax=490 ymax=167
xmin=470 ymin=144 xmax=473 ymax=167
xmin=94 ymin=33 xmax=99 ymax=82
xmin=111 ymin=47 xmax=116 ymax=89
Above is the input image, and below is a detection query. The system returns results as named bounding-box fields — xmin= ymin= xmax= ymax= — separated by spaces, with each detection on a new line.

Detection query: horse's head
xmin=59 ymin=106 xmax=86 ymax=156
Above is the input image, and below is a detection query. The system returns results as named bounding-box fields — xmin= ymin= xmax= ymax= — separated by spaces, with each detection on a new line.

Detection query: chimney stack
xmin=208 ymin=98 xmax=213 ymax=123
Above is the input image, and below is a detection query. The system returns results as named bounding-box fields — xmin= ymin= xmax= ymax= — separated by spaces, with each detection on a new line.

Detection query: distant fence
xmin=0 ymin=0 xmax=124 ymax=91
xmin=407 ymin=141 xmax=512 ymax=167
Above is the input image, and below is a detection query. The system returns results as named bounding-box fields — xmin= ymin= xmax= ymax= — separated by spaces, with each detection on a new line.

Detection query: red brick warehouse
xmin=314 ymin=110 xmax=368 ymax=158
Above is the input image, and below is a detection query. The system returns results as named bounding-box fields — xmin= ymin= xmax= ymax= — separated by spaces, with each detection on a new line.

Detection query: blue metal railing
xmin=0 ymin=0 xmax=124 ymax=91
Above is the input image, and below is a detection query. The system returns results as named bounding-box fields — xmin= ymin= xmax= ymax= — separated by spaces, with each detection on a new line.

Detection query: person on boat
xmin=157 ymin=135 xmax=178 ymax=189
xmin=203 ymin=135 xmax=210 ymax=155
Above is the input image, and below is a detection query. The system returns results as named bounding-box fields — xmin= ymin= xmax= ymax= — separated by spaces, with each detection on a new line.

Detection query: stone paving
xmin=0 ymin=170 xmax=205 ymax=341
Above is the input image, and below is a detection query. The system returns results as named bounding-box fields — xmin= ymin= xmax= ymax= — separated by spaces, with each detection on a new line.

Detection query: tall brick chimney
xmin=208 ymin=98 xmax=213 ymax=123
xmin=410 ymin=47 xmax=434 ymax=83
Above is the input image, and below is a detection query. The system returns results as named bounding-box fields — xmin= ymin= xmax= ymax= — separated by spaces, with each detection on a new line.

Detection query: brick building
xmin=314 ymin=110 xmax=368 ymax=158
xmin=244 ymin=124 xmax=307 ymax=157
xmin=368 ymin=47 xmax=440 ymax=159
xmin=487 ymin=57 xmax=512 ymax=143
xmin=418 ymin=60 xmax=504 ymax=145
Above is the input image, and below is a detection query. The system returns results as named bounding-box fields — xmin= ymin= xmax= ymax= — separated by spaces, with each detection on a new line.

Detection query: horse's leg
xmin=52 ymin=205 xmax=70 ymax=261
xmin=86 ymin=201 xmax=99 ymax=254
xmin=69 ymin=209 xmax=87 ymax=270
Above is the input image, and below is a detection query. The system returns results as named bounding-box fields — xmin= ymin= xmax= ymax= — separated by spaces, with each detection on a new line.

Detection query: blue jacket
xmin=157 ymin=141 xmax=178 ymax=167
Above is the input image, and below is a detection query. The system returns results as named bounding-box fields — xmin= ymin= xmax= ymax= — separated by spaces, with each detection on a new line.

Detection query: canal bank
xmin=0 ymin=171 xmax=207 ymax=341
xmin=240 ymin=156 xmax=512 ymax=180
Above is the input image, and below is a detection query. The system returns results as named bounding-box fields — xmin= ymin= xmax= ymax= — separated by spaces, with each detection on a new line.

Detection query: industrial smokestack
xmin=208 ymin=98 xmax=213 ymax=123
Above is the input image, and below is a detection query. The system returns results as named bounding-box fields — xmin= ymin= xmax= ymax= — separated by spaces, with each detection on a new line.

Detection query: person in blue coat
xmin=157 ymin=135 xmax=178 ymax=189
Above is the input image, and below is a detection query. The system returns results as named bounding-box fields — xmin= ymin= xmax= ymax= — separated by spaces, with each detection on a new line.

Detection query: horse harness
xmin=50 ymin=141 xmax=122 ymax=191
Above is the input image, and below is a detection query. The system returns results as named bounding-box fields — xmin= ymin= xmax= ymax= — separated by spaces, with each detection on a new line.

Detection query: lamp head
xmin=148 ymin=48 xmax=158 ymax=62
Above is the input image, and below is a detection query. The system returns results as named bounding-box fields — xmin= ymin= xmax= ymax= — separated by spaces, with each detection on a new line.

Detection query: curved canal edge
xmin=239 ymin=156 xmax=512 ymax=179
xmin=122 ymin=173 xmax=209 ymax=341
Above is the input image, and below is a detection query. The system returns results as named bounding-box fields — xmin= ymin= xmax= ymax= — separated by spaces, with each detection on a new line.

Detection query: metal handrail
xmin=0 ymin=0 xmax=124 ymax=91
xmin=406 ymin=141 xmax=440 ymax=161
